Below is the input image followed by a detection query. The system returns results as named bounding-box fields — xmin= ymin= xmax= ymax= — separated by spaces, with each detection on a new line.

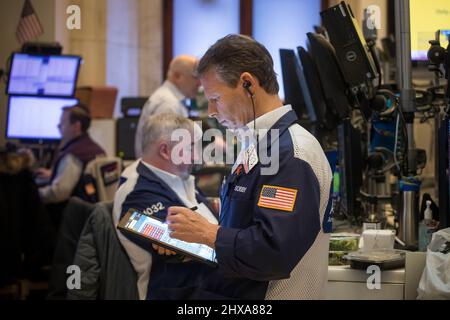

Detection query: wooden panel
xmin=240 ymin=0 xmax=253 ymax=36
xmin=163 ymin=0 xmax=173 ymax=78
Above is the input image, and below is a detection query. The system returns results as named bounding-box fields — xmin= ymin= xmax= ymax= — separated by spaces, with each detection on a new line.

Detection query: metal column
xmin=395 ymin=0 xmax=419 ymax=247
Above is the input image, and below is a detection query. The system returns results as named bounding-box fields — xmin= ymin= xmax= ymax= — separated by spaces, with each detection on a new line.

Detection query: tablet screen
xmin=120 ymin=209 xmax=217 ymax=265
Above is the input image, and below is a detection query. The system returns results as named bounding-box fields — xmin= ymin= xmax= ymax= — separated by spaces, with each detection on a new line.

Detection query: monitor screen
xmin=7 ymin=53 xmax=81 ymax=96
xmin=6 ymin=96 xmax=78 ymax=141
xmin=410 ymin=0 xmax=450 ymax=61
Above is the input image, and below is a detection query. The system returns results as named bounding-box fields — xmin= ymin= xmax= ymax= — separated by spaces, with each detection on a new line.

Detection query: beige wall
xmin=63 ymin=0 xmax=108 ymax=87
xmin=105 ymin=0 xmax=163 ymax=116
xmin=0 ymin=0 xmax=163 ymax=146
xmin=56 ymin=0 xmax=163 ymax=116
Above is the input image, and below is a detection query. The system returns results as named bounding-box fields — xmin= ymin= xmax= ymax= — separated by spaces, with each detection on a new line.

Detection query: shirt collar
xmin=163 ymin=80 xmax=185 ymax=102
xmin=140 ymin=161 xmax=197 ymax=206
xmin=232 ymin=105 xmax=297 ymax=173
xmin=247 ymin=104 xmax=292 ymax=130
xmin=235 ymin=104 xmax=293 ymax=148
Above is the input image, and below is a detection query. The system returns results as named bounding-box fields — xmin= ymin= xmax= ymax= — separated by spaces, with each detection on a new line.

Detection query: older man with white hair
xmin=135 ymin=55 xmax=201 ymax=158
xmin=113 ymin=112 xmax=217 ymax=300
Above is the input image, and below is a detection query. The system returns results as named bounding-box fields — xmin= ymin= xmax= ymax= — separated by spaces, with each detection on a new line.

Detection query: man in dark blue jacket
xmin=114 ymin=112 xmax=218 ymax=300
xmin=167 ymin=35 xmax=333 ymax=299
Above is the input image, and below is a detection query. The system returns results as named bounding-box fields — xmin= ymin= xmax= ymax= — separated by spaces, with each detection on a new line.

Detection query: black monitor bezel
xmin=307 ymin=32 xmax=351 ymax=121
xmin=279 ymin=48 xmax=308 ymax=120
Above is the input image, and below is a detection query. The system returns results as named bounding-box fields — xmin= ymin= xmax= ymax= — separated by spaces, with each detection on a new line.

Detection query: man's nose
xmin=208 ymin=102 xmax=218 ymax=118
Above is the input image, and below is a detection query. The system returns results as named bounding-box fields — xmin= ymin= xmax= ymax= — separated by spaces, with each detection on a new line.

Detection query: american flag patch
xmin=257 ymin=185 xmax=298 ymax=212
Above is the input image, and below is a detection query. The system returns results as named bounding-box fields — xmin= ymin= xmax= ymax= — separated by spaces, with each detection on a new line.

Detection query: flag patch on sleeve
xmin=257 ymin=185 xmax=298 ymax=212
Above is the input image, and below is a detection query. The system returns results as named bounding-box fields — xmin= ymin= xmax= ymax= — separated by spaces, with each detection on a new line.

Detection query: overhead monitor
xmin=7 ymin=53 xmax=81 ymax=97
xmin=410 ymin=0 xmax=450 ymax=61
xmin=6 ymin=96 xmax=78 ymax=142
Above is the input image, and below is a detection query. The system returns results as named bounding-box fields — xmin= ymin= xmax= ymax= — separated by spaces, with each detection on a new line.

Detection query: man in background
xmin=115 ymin=112 xmax=217 ymax=299
xmin=36 ymin=104 xmax=105 ymax=223
xmin=135 ymin=55 xmax=200 ymax=158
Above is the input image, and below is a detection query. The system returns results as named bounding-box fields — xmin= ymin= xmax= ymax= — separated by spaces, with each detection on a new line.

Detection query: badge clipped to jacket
xmin=243 ymin=143 xmax=258 ymax=174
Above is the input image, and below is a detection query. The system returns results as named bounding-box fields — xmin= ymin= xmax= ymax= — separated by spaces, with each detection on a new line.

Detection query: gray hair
xmin=141 ymin=113 xmax=195 ymax=154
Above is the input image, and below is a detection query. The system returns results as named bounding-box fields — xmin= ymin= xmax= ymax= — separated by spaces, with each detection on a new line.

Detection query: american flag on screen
xmin=257 ymin=185 xmax=298 ymax=212
xmin=16 ymin=0 xmax=44 ymax=45
xmin=141 ymin=223 xmax=164 ymax=240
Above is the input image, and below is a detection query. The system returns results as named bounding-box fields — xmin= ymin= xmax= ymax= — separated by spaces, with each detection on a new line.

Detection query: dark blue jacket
xmin=120 ymin=162 xmax=217 ymax=300
xmin=197 ymin=109 xmax=333 ymax=299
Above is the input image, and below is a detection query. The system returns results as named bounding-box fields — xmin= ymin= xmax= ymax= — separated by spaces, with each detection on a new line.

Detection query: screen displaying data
xmin=7 ymin=53 xmax=81 ymax=96
xmin=6 ymin=96 xmax=78 ymax=140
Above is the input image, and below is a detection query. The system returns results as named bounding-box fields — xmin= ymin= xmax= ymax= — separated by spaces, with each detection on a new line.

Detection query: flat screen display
xmin=6 ymin=96 xmax=78 ymax=141
xmin=118 ymin=209 xmax=217 ymax=266
xmin=7 ymin=53 xmax=81 ymax=96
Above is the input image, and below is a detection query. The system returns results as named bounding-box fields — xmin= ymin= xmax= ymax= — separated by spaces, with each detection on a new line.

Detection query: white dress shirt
xmin=38 ymin=154 xmax=83 ymax=203
xmin=232 ymin=105 xmax=293 ymax=173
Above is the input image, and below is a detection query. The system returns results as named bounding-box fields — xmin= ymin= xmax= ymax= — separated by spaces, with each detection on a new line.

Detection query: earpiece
xmin=243 ymin=81 xmax=253 ymax=97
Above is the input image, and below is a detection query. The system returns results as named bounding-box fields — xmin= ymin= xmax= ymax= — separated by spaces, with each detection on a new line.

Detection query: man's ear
xmin=173 ymin=70 xmax=183 ymax=81
xmin=159 ymin=142 xmax=171 ymax=161
xmin=240 ymin=72 xmax=256 ymax=89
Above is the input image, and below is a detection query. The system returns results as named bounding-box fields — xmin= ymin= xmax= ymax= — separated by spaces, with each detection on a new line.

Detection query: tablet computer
xmin=118 ymin=208 xmax=217 ymax=267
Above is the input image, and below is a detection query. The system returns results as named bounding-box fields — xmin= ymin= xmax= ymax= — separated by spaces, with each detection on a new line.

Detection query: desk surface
xmin=328 ymin=265 xmax=405 ymax=284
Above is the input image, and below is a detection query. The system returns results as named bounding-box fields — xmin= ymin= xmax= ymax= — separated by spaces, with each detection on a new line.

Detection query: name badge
xmin=243 ymin=144 xmax=258 ymax=174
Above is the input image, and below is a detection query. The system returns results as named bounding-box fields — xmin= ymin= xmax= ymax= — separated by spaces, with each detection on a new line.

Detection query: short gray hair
xmin=141 ymin=113 xmax=195 ymax=154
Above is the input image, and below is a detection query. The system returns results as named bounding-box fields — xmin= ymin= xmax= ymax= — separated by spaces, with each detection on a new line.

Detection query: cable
xmin=250 ymin=93 xmax=259 ymax=156
xmin=243 ymin=81 xmax=258 ymax=153
xmin=393 ymin=112 xmax=401 ymax=172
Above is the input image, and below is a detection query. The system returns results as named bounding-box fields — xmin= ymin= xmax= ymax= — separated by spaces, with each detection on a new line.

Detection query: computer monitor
xmin=6 ymin=96 xmax=78 ymax=142
xmin=306 ymin=32 xmax=351 ymax=121
xmin=410 ymin=0 xmax=450 ymax=61
xmin=7 ymin=53 xmax=81 ymax=97
xmin=320 ymin=1 xmax=379 ymax=97
xmin=120 ymin=97 xmax=148 ymax=117
xmin=338 ymin=119 xmax=363 ymax=219
xmin=279 ymin=49 xmax=308 ymax=120
xmin=297 ymin=46 xmax=337 ymax=131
